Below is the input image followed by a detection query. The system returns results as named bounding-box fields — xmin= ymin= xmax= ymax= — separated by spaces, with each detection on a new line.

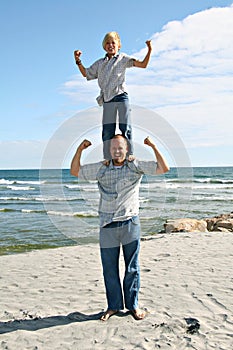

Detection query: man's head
xmin=110 ymin=135 xmax=128 ymax=166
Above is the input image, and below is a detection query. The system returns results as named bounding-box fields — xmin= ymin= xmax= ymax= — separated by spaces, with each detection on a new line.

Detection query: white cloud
xmin=60 ymin=75 xmax=99 ymax=106
xmin=129 ymin=5 xmax=233 ymax=152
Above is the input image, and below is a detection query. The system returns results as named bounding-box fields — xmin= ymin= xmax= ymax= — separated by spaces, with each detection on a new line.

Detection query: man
xmin=70 ymin=135 xmax=169 ymax=321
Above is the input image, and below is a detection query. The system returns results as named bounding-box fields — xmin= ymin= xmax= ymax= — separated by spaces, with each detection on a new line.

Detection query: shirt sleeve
xmin=121 ymin=53 xmax=135 ymax=68
xmin=135 ymin=160 xmax=158 ymax=175
xmin=78 ymin=162 xmax=103 ymax=181
xmin=85 ymin=59 xmax=102 ymax=80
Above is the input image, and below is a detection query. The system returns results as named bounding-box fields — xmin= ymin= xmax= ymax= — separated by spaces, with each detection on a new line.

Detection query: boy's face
xmin=104 ymin=38 xmax=120 ymax=57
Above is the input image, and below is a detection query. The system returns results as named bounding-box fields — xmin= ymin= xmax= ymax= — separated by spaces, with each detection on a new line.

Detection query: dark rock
xmin=184 ymin=317 xmax=200 ymax=334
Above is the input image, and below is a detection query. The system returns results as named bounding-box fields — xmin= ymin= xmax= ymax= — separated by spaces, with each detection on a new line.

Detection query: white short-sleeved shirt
xmin=85 ymin=53 xmax=135 ymax=103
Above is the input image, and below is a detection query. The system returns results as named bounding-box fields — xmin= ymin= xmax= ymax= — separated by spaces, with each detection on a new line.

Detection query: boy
xmin=74 ymin=32 xmax=152 ymax=161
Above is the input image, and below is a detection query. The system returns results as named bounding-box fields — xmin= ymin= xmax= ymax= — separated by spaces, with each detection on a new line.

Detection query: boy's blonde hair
xmin=102 ymin=32 xmax=121 ymax=50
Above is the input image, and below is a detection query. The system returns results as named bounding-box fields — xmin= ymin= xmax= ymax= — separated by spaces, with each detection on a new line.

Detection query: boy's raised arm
xmin=74 ymin=50 xmax=87 ymax=77
xmin=133 ymin=40 xmax=152 ymax=69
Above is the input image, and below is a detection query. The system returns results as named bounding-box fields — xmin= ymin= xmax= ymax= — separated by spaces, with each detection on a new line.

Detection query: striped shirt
xmin=79 ymin=159 xmax=157 ymax=227
xmin=85 ymin=53 xmax=135 ymax=103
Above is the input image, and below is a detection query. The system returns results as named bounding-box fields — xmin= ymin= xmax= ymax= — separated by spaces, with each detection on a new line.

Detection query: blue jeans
xmin=102 ymin=93 xmax=133 ymax=159
xmin=100 ymin=217 xmax=140 ymax=311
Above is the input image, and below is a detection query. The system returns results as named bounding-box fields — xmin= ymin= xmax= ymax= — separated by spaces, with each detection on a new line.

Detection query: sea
xmin=0 ymin=167 xmax=232 ymax=255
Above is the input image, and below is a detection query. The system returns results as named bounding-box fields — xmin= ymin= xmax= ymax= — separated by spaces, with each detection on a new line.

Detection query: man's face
xmin=110 ymin=138 xmax=128 ymax=165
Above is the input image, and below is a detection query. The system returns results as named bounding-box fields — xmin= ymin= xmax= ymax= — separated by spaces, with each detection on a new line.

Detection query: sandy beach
xmin=0 ymin=231 xmax=233 ymax=350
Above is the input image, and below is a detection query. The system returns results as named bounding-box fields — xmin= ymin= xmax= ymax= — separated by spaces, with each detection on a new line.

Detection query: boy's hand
xmin=74 ymin=50 xmax=82 ymax=60
xmin=145 ymin=40 xmax=152 ymax=51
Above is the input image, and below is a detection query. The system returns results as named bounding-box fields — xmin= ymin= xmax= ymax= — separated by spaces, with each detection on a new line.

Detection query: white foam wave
xmin=7 ymin=185 xmax=35 ymax=191
xmin=0 ymin=196 xmax=83 ymax=202
xmin=65 ymin=184 xmax=98 ymax=192
xmin=21 ymin=209 xmax=43 ymax=213
xmin=193 ymin=184 xmax=233 ymax=189
xmin=17 ymin=180 xmax=45 ymax=185
xmin=0 ymin=178 xmax=14 ymax=185
xmin=0 ymin=178 xmax=45 ymax=186
xmin=36 ymin=196 xmax=83 ymax=202
xmin=192 ymin=195 xmax=233 ymax=201
xmin=1 ymin=196 xmax=31 ymax=201
xmin=47 ymin=210 xmax=98 ymax=217
xmin=65 ymin=184 xmax=82 ymax=189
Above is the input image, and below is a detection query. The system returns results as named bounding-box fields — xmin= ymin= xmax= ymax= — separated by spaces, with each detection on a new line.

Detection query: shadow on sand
xmin=0 ymin=311 xmax=128 ymax=334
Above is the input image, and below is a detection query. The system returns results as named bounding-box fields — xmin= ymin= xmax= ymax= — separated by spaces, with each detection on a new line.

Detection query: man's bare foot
xmin=131 ymin=308 xmax=147 ymax=320
xmin=127 ymin=155 xmax=135 ymax=162
xmin=100 ymin=309 xmax=118 ymax=321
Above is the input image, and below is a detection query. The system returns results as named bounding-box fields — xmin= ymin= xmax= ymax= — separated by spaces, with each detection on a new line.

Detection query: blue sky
xmin=1 ymin=0 xmax=232 ymax=169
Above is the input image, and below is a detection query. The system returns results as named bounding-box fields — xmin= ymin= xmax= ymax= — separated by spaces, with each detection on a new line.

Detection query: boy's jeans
xmin=99 ymin=216 xmax=140 ymax=311
xmin=102 ymin=95 xmax=133 ymax=159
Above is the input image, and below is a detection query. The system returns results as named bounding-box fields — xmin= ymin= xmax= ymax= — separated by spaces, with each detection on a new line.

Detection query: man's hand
xmin=144 ymin=136 xmax=170 ymax=175
xmin=144 ymin=136 xmax=154 ymax=147
xmin=79 ymin=139 xmax=92 ymax=151
xmin=70 ymin=139 xmax=92 ymax=177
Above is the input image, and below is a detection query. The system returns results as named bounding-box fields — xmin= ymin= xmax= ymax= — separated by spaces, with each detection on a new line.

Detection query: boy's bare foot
xmin=127 ymin=155 xmax=135 ymax=162
xmin=103 ymin=159 xmax=110 ymax=166
xmin=131 ymin=308 xmax=147 ymax=320
xmin=100 ymin=309 xmax=119 ymax=321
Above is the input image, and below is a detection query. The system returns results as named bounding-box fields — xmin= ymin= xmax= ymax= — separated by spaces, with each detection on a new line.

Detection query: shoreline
xmin=0 ymin=232 xmax=233 ymax=349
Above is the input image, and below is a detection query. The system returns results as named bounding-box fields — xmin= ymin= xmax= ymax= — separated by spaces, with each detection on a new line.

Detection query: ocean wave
xmin=139 ymin=197 xmax=150 ymax=203
xmin=0 ymin=207 xmax=46 ymax=214
xmin=0 ymin=178 xmax=45 ymax=186
xmin=64 ymin=184 xmax=82 ymax=189
xmin=17 ymin=180 xmax=45 ymax=185
xmin=21 ymin=209 xmax=46 ymax=214
xmin=36 ymin=196 xmax=85 ymax=202
xmin=47 ymin=210 xmax=98 ymax=218
xmin=1 ymin=196 xmax=32 ymax=201
xmin=65 ymin=184 xmax=98 ymax=192
xmin=191 ymin=195 xmax=233 ymax=201
xmin=7 ymin=185 xmax=35 ymax=191
xmin=159 ymin=182 xmax=233 ymax=190
xmin=0 ymin=196 xmax=85 ymax=203
xmin=73 ymin=211 xmax=98 ymax=218
xmin=195 ymin=178 xmax=233 ymax=184
xmin=192 ymin=184 xmax=233 ymax=190
xmin=166 ymin=178 xmax=233 ymax=184
xmin=0 ymin=178 xmax=15 ymax=185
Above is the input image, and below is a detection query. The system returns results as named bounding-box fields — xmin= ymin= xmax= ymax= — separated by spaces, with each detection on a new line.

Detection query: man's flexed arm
xmin=70 ymin=139 xmax=92 ymax=177
xmin=144 ymin=137 xmax=170 ymax=175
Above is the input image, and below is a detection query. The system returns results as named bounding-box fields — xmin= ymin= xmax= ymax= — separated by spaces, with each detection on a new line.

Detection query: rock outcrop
xmin=164 ymin=218 xmax=207 ymax=233
xmin=164 ymin=213 xmax=233 ymax=233
xmin=205 ymin=213 xmax=233 ymax=232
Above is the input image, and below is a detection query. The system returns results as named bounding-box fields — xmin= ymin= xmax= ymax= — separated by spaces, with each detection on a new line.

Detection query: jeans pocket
xmin=130 ymin=215 xmax=140 ymax=225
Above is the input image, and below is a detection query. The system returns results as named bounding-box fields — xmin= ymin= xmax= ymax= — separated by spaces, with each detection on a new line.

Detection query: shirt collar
xmin=109 ymin=159 xmax=127 ymax=169
xmin=104 ymin=53 xmax=119 ymax=61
